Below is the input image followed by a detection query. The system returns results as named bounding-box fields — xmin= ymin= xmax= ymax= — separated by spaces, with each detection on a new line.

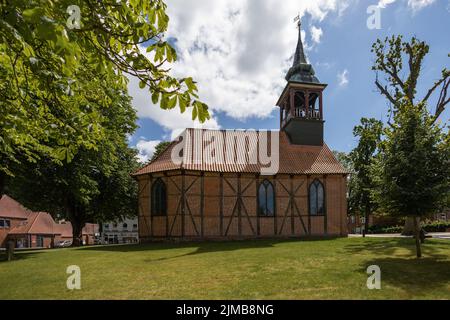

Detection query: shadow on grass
xmin=344 ymin=237 xmax=450 ymax=258
xmin=0 ymin=251 xmax=42 ymax=263
xmin=345 ymin=238 xmax=450 ymax=294
xmin=81 ymin=237 xmax=334 ymax=254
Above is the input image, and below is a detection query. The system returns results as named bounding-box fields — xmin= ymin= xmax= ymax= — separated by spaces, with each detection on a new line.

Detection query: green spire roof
xmin=285 ymin=19 xmax=320 ymax=84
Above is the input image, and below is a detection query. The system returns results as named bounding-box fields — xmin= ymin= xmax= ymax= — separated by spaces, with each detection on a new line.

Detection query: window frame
xmin=257 ymin=179 xmax=276 ymax=217
xmin=151 ymin=178 xmax=167 ymax=216
xmin=309 ymin=179 xmax=326 ymax=216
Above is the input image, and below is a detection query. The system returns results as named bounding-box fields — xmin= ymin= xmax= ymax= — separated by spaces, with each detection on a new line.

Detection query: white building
xmin=102 ymin=217 xmax=138 ymax=244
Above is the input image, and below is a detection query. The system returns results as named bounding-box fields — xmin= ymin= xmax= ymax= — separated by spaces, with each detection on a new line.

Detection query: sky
xmin=129 ymin=0 xmax=450 ymax=163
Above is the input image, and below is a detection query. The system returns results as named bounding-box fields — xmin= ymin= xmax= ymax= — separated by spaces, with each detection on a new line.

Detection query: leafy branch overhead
xmin=0 ymin=0 xmax=209 ymax=181
xmin=372 ymin=36 xmax=449 ymax=122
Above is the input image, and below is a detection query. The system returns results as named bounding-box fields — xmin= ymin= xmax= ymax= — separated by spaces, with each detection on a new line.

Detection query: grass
xmin=0 ymin=237 xmax=449 ymax=299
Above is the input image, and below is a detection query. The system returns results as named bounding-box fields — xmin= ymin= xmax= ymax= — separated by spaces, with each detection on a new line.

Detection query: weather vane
xmin=294 ymin=14 xmax=301 ymax=28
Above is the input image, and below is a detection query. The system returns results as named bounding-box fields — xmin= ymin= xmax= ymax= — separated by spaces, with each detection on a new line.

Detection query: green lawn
xmin=0 ymin=237 xmax=449 ymax=299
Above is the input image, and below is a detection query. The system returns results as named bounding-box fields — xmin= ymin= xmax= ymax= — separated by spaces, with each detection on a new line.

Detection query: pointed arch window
xmin=258 ymin=179 xmax=275 ymax=217
xmin=151 ymin=178 xmax=167 ymax=216
xmin=309 ymin=179 xmax=325 ymax=215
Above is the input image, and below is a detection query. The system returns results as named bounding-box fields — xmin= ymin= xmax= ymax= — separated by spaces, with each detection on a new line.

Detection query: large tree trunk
xmin=0 ymin=171 xmax=5 ymax=196
xmin=66 ymin=200 xmax=85 ymax=247
xmin=413 ymin=216 xmax=422 ymax=258
xmin=71 ymin=219 xmax=83 ymax=246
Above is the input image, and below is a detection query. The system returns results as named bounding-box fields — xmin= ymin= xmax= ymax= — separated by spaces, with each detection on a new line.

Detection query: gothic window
xmin=309 ymin=179 xmax=325 ymax=215
xmin=258 ymin=180 xmax=275 ymax=217
xmin=152 ymin=178 xmax=167 ymax=216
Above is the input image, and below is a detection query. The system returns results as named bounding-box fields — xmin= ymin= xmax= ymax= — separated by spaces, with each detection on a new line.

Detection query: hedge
xmin=367 ymin=221 xmax=450 ymax=234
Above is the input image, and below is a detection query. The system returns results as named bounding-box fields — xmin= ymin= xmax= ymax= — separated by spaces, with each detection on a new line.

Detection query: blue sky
xmin=128 ymin=0 xmax=450 ymax=162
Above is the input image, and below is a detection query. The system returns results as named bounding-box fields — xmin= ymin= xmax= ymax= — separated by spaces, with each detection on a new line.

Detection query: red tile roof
xmin=1 ymin=195 xmax=99 ymax=237
xmin=53 ymin=222 xmax=72 ymax=238
xmin=134 ymin=129 xmax=347 ymax=176
xmin=8 ymin=212 xmax=59 ymax=235
xmin=0 ymin=195 xmax=32 ymax=219
xmin=53 ymin=222 xmax=99 ymax=238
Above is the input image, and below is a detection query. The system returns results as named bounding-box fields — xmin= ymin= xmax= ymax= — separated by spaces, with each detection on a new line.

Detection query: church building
xmin=134 ymin=21 xmax=348 ymax=241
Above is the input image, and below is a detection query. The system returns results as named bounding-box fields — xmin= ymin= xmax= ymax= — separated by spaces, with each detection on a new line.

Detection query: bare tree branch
xmin=375 ymin=79 xmax=398 ymax=107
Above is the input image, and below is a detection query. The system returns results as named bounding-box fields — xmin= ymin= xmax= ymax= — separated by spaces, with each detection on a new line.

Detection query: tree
xmin=332 ymin=150 xmax=353 ymax=172
xmin=150 ymin=141 xmax=171 ymax=162
xmin=373 ymin=102 xmax=450 ymax=257
xmin=372 ymin=35 xmax=450 ymax=235
xmin=372 ymin=36 xmax=449 ymax=122
xmin=7 ymin=80 xmax=139 ymax=246
xmin=0 ymin=0 xmax=209 ymax=193
xmin=348 ymin=118 xmax=383 ymax=237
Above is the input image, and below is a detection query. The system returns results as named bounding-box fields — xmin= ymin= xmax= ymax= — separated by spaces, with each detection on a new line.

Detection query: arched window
xmin=258 ymin=180 xmax=275 ymax=217
xmin=309 ymin=179 xmax=325 ymax=215
xmin=152 ymin=178 xmax=167 ymax=216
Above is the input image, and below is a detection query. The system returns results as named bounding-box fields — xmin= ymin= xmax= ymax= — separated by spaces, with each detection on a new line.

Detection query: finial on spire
xmin=285 ymin=14 xmax=320 ymax=84
xmin=294 ymin=14 xmax=301 ymax=28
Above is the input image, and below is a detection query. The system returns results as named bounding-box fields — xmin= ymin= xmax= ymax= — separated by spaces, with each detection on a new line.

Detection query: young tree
xmin=373 ymin=103 xmax=450 ymax=257
xmin=372 ymin=35 xmax=450 ymax=234
xmin=348 ymin=118 xmax=383 ymax=237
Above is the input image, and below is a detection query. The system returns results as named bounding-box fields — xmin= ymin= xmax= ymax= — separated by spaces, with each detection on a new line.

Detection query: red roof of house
xmin=53 ymin=222 xmax=73 ymax=238
xmin=8 ymin=212 xmax=60 ymax=235
xmin=1 ymin=196 xmax=99 ymax=237
xmin=53 ymin=222 xmax=99 ymax=238
xmin=134 ymin=129 xmax=347 ymax=176
xmin=0 ymin=195 xmax=32 ymax=219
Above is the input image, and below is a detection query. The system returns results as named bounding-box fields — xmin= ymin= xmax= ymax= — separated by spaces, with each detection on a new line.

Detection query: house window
xmin=104 ymin=224 xmax=109 ymax=230
xmin=133 ymin=224 xmax=138 ymax=230
xmin=123 ymin=223 xmax=128 ymax=229
xmin=5 ymin=220 xmax=10 ymax=228
xmin=258 ymin=179 xmax=275 ymax=217
xmin=309 ymin=179 xmax=325 ymax=215
xmin=0 ymin=219 xmax=4 ymax=228
xmin=152 ymin=178 xmax=167 ymax=216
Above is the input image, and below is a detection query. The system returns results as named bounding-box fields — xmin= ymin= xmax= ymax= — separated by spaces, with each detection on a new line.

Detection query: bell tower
xmin=276 ymin=19 xmax=327 ymax=146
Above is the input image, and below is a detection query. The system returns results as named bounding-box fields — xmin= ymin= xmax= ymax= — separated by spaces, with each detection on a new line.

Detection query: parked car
xmin=55 ymin=240 xmax=72 ymax=248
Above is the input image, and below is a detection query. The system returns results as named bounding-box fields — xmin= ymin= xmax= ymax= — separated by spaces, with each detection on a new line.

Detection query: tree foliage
xmin=8 ymin=86 xmax=139 ymax=246
xmin=373 ymin=104 xmax=450 ymax=219
xmin=371 ymin=35 xmax=450 ymax=256
xmin=348 ymin=118 xmax=382 ymax=219
xmin=0 ymin=0 xmax=209 ymax=187
xmin=150 ymin=141 xmax=171 ymax=162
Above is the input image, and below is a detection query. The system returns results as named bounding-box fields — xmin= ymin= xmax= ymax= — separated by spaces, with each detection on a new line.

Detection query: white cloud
xmin=337 ymin=69 xmax=349 ymax=87
xmin=377 ymin=0 xmax=397 ymax=8
xmin=128 ymin=75 xmax=220 ymax=140
xmin=377 ymin=0 xmax=436 ymax=11
xmin=129 ymin=0 xmax=355 ymax=136
xmin=407 ymin=0 xmax=436 ymax=12
xmin=310 ymin=26 xmax=323 ymax=44
xmin=135 ymin=139 xmax=161 ymax=163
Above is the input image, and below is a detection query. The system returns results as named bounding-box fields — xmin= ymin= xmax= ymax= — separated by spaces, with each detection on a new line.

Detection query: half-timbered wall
xmin=137 ymin=171 xmax=347 ymax=241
